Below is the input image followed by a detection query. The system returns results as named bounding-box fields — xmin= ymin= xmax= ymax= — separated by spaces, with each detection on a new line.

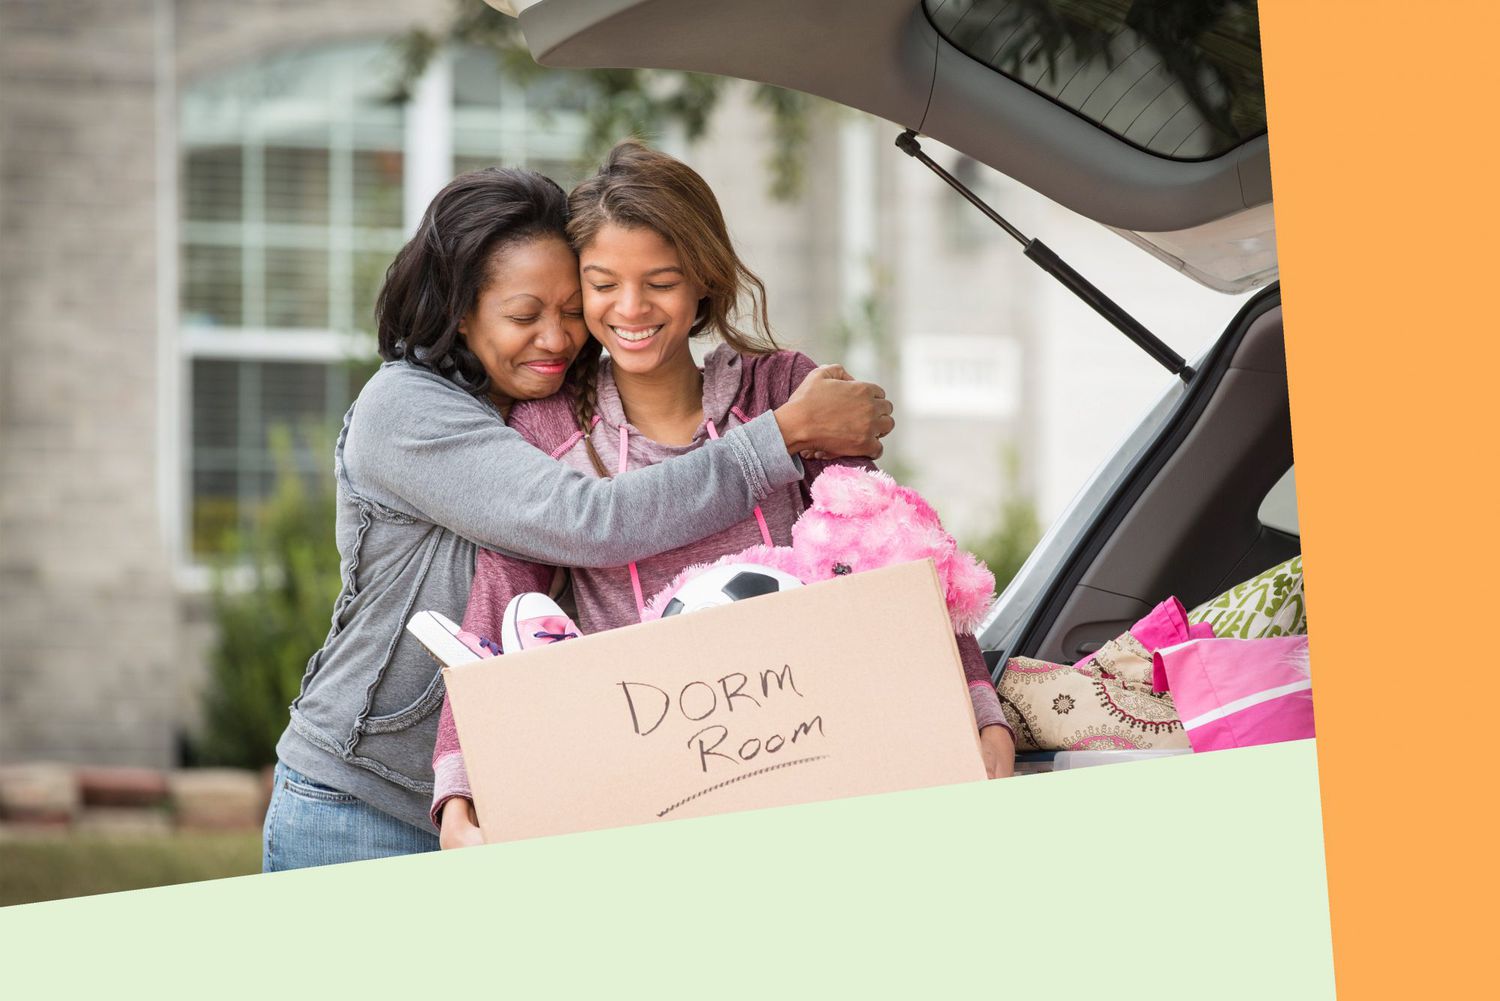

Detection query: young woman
xmin=261 ymin=166 xmax=894 ymax=871
xmin=430 ymin=141 xmax=1015 ymax=848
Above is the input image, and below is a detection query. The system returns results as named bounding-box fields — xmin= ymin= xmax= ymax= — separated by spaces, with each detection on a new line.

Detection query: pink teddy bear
xmin=643 ymin=466 xmax=996 ymax=632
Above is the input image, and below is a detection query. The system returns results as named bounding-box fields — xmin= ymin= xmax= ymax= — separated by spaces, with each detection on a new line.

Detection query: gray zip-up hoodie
xmin=275 ymin=360 xmax=803 ymax=830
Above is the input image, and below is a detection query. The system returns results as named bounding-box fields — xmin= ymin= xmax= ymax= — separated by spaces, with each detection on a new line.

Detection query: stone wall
xmin=0 ymin=0 xmax=445 ymax=767
xmin=1 ymin=0 xmax=179 ymax=765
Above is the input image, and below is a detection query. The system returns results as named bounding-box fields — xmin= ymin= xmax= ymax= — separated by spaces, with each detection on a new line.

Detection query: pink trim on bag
xmin=1132 ymin=596 xmax=1211 ymax=651
xmin=1185 ymin=691 xmax=1314 ymax=752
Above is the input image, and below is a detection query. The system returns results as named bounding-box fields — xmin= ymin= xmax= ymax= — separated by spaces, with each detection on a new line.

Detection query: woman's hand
xmin=774 ymin=364 xmax=895 ymax=460
xmin=980 ymin=725 xmax=1016 ymax=779
xmin=438 ymin=797 xmax=486 ymax=850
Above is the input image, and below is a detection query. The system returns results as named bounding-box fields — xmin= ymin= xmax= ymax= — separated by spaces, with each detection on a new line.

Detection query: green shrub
xmin=191 ymin=427 xmax=342 ymax=769
xmin=964 ymin=447 xmax=1042 ymax=593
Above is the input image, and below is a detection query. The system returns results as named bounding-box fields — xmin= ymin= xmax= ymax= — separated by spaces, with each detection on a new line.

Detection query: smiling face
xmin=579 ymin=222 xmax=707 ymax=378
xmin=460 ymin=235 xmax=588 ymax=407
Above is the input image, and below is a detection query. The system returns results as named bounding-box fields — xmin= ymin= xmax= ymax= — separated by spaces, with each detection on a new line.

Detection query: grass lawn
xmin=0 ymin=831 xmax=262 ymax=907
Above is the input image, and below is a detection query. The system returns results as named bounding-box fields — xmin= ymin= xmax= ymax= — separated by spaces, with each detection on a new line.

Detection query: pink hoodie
xmin=431 ymin=346 xmax=1007 ymax=824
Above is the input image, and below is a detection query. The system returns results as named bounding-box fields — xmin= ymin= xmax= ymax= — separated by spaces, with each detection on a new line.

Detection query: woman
xmin=261 ymin=166 xmax=893 ymax=871
xmin=429 ymin=141 xmax=1014 ymax=848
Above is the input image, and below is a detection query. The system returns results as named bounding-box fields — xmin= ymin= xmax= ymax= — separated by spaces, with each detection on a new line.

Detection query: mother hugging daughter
xmin=430 ymin=140 xmax=1015 ymax=848
xmin=263 ymin=150 xmax=897 ymax=872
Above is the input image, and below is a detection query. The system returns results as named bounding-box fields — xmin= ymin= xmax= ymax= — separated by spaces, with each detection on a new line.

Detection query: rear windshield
xmin=924 ymin=0 xmax=1266 ymax=160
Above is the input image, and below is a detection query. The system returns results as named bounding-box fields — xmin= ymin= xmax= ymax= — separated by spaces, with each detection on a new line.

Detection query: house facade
xmin=0 ymin=0 xmax=1245 ymax=767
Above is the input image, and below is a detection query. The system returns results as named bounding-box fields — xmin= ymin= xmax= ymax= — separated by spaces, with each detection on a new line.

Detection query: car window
xmin=923 ymin=0 xmax=1266 ymax=161
xmin=1258 ymin=466 xmax=1299 ymax=537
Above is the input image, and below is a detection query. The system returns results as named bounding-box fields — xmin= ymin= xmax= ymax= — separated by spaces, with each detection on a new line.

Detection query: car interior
xmin=1019 ymin=291 xmax=1295 ymax=665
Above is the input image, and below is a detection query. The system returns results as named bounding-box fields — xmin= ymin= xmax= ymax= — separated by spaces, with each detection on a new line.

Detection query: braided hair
xmin=563 ymin=338 xmax=610 ymax=477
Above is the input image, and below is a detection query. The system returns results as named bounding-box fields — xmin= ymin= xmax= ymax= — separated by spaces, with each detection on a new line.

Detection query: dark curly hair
xmin=375 ymin=166 xmax=572 ymax=397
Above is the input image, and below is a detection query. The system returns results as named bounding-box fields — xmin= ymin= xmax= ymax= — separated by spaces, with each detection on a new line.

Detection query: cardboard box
xmin=444 ymin=559 xmax=987 ymax=843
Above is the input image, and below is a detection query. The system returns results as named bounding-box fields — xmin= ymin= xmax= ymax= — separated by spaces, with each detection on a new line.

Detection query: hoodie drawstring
xmin=621 ymin=418 xmax=773 ymax=622
xmin=620 ymin=424 xmax=648 ymax=620
xmin=704 ymin=420 xmax=775 ymax=551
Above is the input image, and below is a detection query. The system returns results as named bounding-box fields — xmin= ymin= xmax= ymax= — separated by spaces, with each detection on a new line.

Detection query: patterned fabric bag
xmin=1000 ymin=556 xmax=1308 ymax=752
xmin=1000 ymin=600 xmax=1199 ymax=752
xmin=1000 ymin=635 xmax=1189 ymax=752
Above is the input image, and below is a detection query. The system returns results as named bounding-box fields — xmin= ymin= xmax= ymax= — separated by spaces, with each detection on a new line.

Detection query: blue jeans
xmin=262 ymin=761 xmax=439 ymax=872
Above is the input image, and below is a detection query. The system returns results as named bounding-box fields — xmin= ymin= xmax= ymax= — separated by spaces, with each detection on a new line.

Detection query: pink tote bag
xmin=1152 ymin=636 xmax=1314 ymax=752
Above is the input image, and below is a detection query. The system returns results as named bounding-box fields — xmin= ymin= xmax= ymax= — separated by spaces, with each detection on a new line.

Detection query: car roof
xmin=493 ymin=0 xmax=1271 ymax=235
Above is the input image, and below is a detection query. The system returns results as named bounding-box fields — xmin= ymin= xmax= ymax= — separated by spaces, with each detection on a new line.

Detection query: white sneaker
xmin=500 ymin=593 xmax=583 ymax=654
xmin=406 ymin=610 xmax=494 ymax=668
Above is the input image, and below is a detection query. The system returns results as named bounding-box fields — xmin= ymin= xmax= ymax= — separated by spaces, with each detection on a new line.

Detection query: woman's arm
xmin=345 ymin=363 xmax=889 ymax=569
xmin=777 ymin=352 xmax=878 ymax=492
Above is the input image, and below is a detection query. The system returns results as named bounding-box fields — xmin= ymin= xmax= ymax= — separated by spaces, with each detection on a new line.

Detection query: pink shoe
xmin=455 ymin=628 xmax=502 ymax=658
xmin=406 ymin=610 xmax=498 ymax=666
xmin=500 ymin=593 xmax=582 ymax=654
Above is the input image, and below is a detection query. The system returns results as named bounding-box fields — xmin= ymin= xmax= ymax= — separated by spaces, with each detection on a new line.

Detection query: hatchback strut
xmin=896 ymin=129 xmax=1193 ymax=383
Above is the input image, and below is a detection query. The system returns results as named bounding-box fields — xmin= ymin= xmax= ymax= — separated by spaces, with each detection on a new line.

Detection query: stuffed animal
xmin=644 ymin=466 xmax=996 ymax=632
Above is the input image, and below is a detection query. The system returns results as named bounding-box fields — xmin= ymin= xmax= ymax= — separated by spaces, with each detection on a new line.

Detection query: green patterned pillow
xmin=1188 ymin=555 xmax=1307 ymax=638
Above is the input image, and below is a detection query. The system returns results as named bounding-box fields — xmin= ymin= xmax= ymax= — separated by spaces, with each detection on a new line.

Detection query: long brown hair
xmin=563 ymin=139 xmax=779 ymax=475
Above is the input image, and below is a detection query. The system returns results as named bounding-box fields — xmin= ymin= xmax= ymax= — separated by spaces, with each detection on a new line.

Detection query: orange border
xmin=1261 ymin=2 xmax=1496 ymax=994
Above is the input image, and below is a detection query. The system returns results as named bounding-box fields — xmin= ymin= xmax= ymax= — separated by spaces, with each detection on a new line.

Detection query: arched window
xmin=179 ymin=41 xmax=587 ymax=556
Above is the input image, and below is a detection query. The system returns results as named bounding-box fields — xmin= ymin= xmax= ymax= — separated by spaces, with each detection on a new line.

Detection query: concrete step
xmin=0 ymin=763 xmax=79 ymax=825
xmin=168 ymin=769 xmax=267 ymax=830
xmin=77 ymin=766 xmax=169 ymax=808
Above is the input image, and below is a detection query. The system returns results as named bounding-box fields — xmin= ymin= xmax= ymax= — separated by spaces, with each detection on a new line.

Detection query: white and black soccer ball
xmin=658 ymin=562 xmax=805 ymax=617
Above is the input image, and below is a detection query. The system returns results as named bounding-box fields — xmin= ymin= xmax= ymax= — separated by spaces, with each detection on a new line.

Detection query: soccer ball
xmin=657 ymin=562 xmax=805 ymax=617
